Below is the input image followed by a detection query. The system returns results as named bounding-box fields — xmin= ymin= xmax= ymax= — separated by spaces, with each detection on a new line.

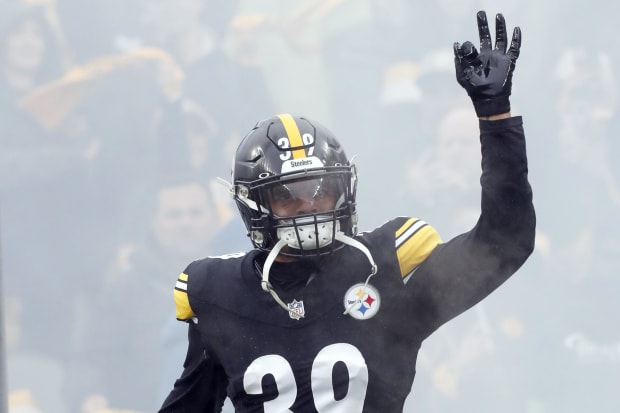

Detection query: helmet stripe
xmin=278 ymin=113 xmax=307 ymax=159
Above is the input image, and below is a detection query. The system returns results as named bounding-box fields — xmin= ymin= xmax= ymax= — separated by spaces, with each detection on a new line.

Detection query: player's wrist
xmin=479 ymin=112 xmax=511 ymax=121
xmin=472 ymin=96 xmax=511 ymax=118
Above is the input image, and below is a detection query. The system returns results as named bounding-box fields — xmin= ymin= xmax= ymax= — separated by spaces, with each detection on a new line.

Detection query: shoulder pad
xmin=395 ymin=218 xmax=441 ymax=277
xmin=174 ymin=272 xmax=196 ymax=321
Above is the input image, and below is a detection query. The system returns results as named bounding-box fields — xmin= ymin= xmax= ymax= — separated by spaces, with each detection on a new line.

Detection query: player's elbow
xmin=503 ymin=211 xmax=536 ymax=268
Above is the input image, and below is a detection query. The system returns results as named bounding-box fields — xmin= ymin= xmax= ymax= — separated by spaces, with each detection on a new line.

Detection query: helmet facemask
xmin=235 ymin=167 xmax=358 ymax=257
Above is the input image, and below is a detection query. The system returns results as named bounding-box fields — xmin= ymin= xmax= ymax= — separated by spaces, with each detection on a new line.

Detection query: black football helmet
xmin=232 ymin=113 xmax=358 ymax=257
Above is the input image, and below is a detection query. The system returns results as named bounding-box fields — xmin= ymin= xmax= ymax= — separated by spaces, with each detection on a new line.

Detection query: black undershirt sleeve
xmin=158 ymin=322 xmax=228 ymax=413
xmin=408 ymin=116 xmax=536 ymax=337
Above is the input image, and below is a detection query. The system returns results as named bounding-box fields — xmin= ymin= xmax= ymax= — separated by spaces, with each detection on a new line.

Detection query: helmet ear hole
xmin=251 ymin=230 xmax=264 ymax=246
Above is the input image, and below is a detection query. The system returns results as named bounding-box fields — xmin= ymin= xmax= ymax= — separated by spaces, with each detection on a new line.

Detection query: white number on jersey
xmin=242 ymin=343 xmax=368 ymax=412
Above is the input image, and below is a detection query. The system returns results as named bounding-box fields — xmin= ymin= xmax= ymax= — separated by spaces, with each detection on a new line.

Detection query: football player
xmin=159 ymin=10 xmax=534 ymax=413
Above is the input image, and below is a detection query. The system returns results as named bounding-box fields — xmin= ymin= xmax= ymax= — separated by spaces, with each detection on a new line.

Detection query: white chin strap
xmin=261 ymin=231 xmax=378 ymax=318
xmin=261 ymin=239 xmax=293 ymax=313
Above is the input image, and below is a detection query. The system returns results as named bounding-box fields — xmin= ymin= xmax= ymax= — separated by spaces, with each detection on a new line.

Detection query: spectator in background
xmin=528 ymin=6 xmax=620 ymax=410
xmin=0 ymin=3 xmax=77 ymax=411
xmin=317 ymin=1 xmax=475 ymax=225
xmin=2 ymin=46 xmax=183 ymax=412
xmin=404 ymin=106 xmax=481 ymax=237
xmin=0 ymin=0 xmax=76 ymax=195
xmin=157 ymin=99 xmax=223 ymax=178
xmin=58 ymin=0 xmax=276 ymax=148
xmin=154 ymin=98 xmax=236 ymax=233
xmin=177 ymin=1 xmax=277 ymax=148
xmin=68 ymin=174 xmax=224 ymax=413
xmin=0 ymin=1 xmax=67 ymax=102
xmin=55 ymin=0 xmax=143 ymax=62
xmin=0 ymin=0 xmax=70 ymax=182
xmin=14 ymin=46 xmax=185 ymax=284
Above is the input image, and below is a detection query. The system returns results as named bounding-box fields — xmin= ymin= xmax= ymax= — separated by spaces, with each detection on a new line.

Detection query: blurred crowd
xmin=0 ymin=0 xmax=618 ymax=412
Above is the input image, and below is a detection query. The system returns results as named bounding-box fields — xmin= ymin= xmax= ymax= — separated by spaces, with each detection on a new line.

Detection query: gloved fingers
xmin=477 ymin=11 xmax=492 ymax=52
xmin=453 ymin=42 xmax=462 ymax=68
xmin=459 ymin=41 xmax=479 ymax=65
xmin=454 ymin=41 xmax=480 ymax=85
xmin=507 ymin=26 xmax=522 ymax=63
xmin=453 ymin=42 xmax=461 ymax=56
xmin=494 ymin=13 xmax=507 ymax=53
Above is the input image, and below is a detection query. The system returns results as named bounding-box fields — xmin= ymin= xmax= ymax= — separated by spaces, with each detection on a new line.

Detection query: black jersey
xmin=159 ymin=117 xmax=535 ymax=412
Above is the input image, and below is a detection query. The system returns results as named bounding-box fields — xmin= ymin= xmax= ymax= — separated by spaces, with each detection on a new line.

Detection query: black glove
xmin=454 ymin=11 xmax=521 ymax=117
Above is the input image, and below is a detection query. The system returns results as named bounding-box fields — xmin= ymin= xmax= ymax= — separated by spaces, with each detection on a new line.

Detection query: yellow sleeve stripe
xmin=395 ymin=218 xmax=427 ymax=247
xmin=174 ymin=272 xmax=195 ymax=320
xmin=395 ymin=217 xmax=417 ymax=238
xmin=395 ymin=219 xmax=442 ymax=277
xmin=277 ymin=113 xmax=307 ymax=159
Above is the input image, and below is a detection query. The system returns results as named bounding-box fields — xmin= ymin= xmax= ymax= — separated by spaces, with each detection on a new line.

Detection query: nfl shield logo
xmin=287 ymin=299 xmax=305 ymax=320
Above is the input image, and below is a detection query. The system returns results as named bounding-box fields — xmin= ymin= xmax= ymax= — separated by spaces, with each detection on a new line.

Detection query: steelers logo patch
xmin=343 ymin=283 xmax=381 ymax=320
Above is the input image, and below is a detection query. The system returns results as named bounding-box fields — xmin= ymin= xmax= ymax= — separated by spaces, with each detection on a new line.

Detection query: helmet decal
xmin=281 ymin=156 xmax=324 ymax=174
xmin=276 ymin=113 xmax=311 ymax=160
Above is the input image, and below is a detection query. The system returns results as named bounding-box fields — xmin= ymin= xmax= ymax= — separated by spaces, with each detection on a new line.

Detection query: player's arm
xmin=159 ymin=267 xmax=228 ymax=412
xmin=412 ymin=117 xmax=534 ymax=329
xmin=158 ymin=322 xmax=228 ymax=413
xmin=407 ymin=11 xmax=535 ymax=334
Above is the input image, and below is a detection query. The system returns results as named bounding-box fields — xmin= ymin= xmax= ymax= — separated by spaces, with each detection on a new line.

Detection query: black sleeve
xmin=158 ymin=322 xmax=228 ymax=413
xmin=409 ymin=116 xmax=536 ymax=335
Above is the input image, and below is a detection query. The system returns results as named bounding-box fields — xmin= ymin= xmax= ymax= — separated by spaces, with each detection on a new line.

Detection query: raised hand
xmin=453 ymin=11 xmax=522 ymax=118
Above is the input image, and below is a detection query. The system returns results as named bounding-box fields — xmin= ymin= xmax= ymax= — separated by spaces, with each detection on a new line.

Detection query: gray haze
xmin=1 ymin=0 xmax=618 ymax=412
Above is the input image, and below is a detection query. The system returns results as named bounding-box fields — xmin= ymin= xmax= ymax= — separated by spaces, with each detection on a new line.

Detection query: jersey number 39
xmin=243 ymin=343 xmax=368 ymax=412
